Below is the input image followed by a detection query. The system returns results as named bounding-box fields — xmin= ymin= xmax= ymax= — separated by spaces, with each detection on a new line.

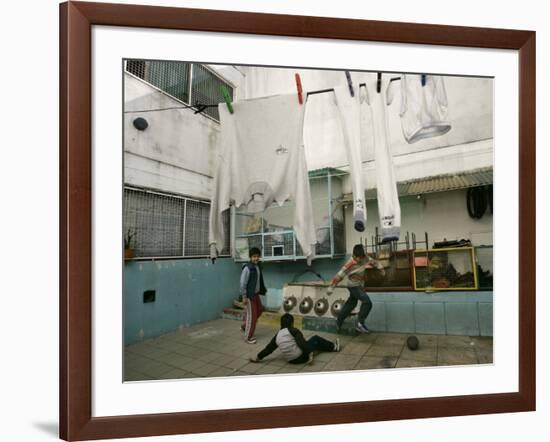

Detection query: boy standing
xmin=240 ymin=247 xmax=266 ymax=344
xmin=327 ymin=244 xmax=385 ymax=333
xmin=249 ymin=313 xmax=340 ymax=364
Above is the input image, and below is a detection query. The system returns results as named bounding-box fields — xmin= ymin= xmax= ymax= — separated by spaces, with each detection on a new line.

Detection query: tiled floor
xmin=124 ymin=319 xmax=493 ymax=381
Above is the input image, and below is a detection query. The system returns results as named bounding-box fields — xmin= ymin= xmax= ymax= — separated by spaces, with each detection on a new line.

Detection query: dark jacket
xmin=257 ymin=327 xmax=308 ymax=363
xmin=241 ymin=262 xmax=267 ymax=299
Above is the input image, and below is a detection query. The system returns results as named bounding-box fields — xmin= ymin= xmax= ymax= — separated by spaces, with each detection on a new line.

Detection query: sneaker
xmin=307 ymin=352 xmax=314 ymax=364
xmin=245 ymin=337 xmax=257 ymax=344
xmin=333 ymin=338 xmax=341 ymax=352
xmin=355 ymin=323 xmax=370 ymax=334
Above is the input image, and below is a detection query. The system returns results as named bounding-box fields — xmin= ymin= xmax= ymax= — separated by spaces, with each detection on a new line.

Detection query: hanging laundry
xmin=387 ymin=74 xmax=451 ymax=144
xmin=208 ymin=93 xmax=317 ymax=263
xmin=333 ymin=85 xmax=367 ymax=232
xmin=368 ymin=75 xmax=401 ymax=242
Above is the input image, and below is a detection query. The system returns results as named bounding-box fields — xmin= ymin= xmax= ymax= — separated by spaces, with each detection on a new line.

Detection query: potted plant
xmin=124 ymin=229 xmax=136 ymax=260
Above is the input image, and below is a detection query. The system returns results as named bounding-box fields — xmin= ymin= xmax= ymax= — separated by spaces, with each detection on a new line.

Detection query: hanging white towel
xmin=387 ymin=74 xmax=451 ymax=144
xmin=208 ymin=93 xmax=317 ymax=263
xmin=369 ymin=76 xmax=401 ymax=242
xmin=333 ymin=85 xmax=367 ymax=232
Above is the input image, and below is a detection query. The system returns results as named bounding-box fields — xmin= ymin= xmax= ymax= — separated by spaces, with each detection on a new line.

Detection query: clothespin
xmin=345 ymin=71 xmax=354 ymax=97
xmin=220 ymin=86 xmax=234 ymax=114
xmin=376 ymin=72 xmax=382 ymax=93
xmin=421 ymin=74 xmax=427 ymax=87
xmin=295 ymin=73 xmax=303 ymax=105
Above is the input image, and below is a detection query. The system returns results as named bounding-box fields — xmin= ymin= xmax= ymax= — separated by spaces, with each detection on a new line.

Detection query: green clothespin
xmin=220 ymin=86 xmax=234 ymax=114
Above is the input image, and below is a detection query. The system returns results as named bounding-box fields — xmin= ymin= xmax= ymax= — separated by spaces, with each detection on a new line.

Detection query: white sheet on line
xmin=208 ymin=93 xmax=317 ymax=263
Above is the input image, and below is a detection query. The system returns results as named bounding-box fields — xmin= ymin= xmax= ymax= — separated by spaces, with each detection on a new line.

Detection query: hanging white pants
xmin=333 ymin=85 xmax=367 ymax=232
xmin=369 ymin=76 xmax=401 ymax=242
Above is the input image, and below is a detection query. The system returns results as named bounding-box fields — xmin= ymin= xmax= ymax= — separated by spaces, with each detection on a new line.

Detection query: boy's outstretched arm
xmin=327 ymin=257 xmax=355 ymax=295
xmin=250 ymin=335 xmax=278 ymax=362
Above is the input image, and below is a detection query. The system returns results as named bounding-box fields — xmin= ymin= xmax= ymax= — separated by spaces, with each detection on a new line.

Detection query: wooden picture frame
xmin=59 ymin=1 xmax=536 ymax=440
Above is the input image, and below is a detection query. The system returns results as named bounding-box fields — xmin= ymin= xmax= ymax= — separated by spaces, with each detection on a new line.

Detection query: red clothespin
xmin=295 ymin=73 xmax=303 ymax=105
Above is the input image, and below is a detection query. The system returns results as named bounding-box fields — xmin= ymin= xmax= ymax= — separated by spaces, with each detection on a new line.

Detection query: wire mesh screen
xmin=124 ymin=188 xmax=184 ymax=257
xmin=147 ymin=60 xmax=191 ymax=104
xmin=475 ymin=246 xmax=493 ymax=290
xmin=184 ymin=200 xmax=210 ymax=256
xmin=191 ymin=64 xmax=233 ymax=121
xmin=414 ymin=247 xmax=477 ymax=290
xmin=126 ymin=60 xmax=146 ymax=79
xmin=124 ymin=188 xmax=229 ymax=258
xmin=365 ymin=250 xmax=413 ymax=289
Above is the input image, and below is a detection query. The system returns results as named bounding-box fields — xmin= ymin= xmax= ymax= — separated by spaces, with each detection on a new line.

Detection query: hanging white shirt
xmin=387 ymin=74 xmax=451 ymax=144
xmin=208 ymin=93 xmax=317 ymax=263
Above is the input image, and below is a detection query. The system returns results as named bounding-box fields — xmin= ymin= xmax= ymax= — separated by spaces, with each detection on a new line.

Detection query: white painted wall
xmin=124 ymin=72 xmax=220 ymax=199
xmin=345 ymin=189 xmax=493 ymax=251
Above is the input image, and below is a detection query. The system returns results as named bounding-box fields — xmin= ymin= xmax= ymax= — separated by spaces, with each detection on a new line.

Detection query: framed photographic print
xmin=60 ymin=1 xmax=536 ymax=440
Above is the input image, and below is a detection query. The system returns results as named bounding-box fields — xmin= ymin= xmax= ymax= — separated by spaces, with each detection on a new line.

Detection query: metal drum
xmin=330 ymin=299 xmax=346 ymax=317
xmin=299 ymin=296 xmax=313 ymax=314
xmin=314 ymin=298 xmax=329 ymax=316
xmin=283 ymin=296 xmax=297 ymax=312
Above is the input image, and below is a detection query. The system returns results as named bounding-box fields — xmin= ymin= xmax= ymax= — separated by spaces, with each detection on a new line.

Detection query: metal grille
xmin=124 ymin=188 xmax=230 ymax=258
xmin=125 ymin=60 xmax=233 ymax=122
xmin=146 ymin=60 xmax=191 ymax=104
xmin=414 ymin=247 xmax=477 ymax=290
xmin=124 ymin=189 xmax=184 ymax=257
xmin=191 ymin=64 xmax=233 ymax=121
xmin=126 ymin=60 xmax=146 ymax=79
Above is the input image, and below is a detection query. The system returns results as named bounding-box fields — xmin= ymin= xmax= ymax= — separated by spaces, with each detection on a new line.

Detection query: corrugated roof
xmin=342 ymin=167 xmax=492 ymax=201
xmin=308 ymin=167 xmax=348 ymax=178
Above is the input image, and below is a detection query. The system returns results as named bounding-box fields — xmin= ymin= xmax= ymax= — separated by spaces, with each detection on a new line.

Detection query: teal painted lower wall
xmin=124 ymin=256 xmax=493 ymax=344
xmin=124 ymin=258 xmax=241 ymax=345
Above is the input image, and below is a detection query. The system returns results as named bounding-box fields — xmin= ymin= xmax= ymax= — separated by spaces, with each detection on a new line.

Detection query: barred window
xmin=124 ymin=188 xmax=230 ymax=258
xmin=125 ymin=60 xmax=233 ymax=122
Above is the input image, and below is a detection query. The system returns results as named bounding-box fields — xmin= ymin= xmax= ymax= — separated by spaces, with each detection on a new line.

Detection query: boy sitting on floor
xmin=249 ymin=313 xmax=340 ymax=365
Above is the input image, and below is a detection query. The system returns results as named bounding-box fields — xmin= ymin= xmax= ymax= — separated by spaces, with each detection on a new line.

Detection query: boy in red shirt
xmin=327 ymin=244 xmax=385 ymax=333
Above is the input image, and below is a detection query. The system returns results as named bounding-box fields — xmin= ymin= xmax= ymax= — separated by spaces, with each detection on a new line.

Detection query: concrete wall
xmin=124 ymin=72 xmax=219 ymax=199
xmin=345 ymin=189 xmax=493 ymax=251
xmin=124 ymin=258 xmax=241 ymax=345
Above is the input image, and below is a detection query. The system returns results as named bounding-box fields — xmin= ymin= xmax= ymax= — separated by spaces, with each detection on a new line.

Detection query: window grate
xmin=190 ymin=64 xmax=233 ymax=121
xmin=146 ymin=60 xmax=191 ymax=104
xmin=126 ymin=60 xmax=146 ymax=79
xmin=125 ymin=60 xmax=233 ymax=122
xmin=124 ymin=188 xmax=230 ymax=258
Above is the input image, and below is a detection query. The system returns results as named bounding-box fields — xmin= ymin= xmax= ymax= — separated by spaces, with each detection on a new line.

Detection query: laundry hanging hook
xmin=376 ymin=72 xmax=382 ymax=93
xmin=421 ymin=74 xmax=427 ymax=87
